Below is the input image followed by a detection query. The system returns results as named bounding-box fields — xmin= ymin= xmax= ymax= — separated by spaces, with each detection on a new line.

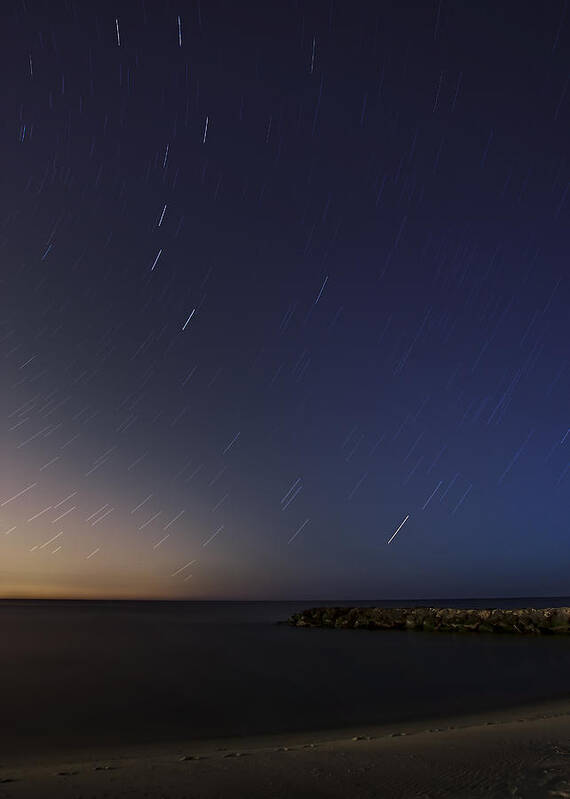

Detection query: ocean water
xmin=1 ymin=597 xmax=569 ymax=758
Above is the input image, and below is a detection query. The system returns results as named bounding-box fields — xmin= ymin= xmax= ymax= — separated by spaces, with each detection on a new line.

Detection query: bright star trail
xmin=387 ymin=515 xmax=410 ymax=545
xmin=0 ymin=0 xmax=568 ymax=601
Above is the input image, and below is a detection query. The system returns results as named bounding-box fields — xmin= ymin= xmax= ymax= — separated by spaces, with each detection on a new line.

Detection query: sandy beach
xmin=1 ymin=697 xmax=569 ymax=798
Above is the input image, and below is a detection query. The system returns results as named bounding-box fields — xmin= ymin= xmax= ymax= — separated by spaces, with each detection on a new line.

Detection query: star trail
xmin=0 ymin=0 xmax=568 ymax=600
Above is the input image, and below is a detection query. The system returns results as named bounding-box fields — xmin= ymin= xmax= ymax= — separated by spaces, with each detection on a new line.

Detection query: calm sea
xmin=1 ymin=598 xmax=569 ymax=758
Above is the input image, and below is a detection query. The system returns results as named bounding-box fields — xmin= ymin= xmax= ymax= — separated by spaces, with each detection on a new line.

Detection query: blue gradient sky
xmin=1 ymin=0 xmax=568 ymax=599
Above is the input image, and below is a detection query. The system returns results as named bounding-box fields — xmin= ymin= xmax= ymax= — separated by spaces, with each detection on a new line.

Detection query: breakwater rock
xmin=287 ymin=607 xmax=570 ymax=634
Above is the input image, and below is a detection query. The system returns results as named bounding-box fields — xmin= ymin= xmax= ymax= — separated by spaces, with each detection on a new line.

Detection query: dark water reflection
xmin=1 ymin=598 xmax=569 ymax=757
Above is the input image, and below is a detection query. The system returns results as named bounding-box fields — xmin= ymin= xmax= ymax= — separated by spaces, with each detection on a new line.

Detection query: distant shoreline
xmin=1 ymin=595 xmax=570 ymax=603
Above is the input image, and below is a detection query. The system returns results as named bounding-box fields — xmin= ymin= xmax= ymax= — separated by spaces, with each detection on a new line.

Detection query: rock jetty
xmin=287 ymin=607 xmax=570 ymax=634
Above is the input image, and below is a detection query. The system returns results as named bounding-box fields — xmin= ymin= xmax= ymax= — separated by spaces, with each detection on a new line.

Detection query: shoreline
xmin=2 ymin=695 xmax=569 ymax=797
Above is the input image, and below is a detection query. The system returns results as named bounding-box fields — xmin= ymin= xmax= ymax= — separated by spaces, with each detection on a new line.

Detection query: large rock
xmin=287 ymin=607 xmax=570 ymax=634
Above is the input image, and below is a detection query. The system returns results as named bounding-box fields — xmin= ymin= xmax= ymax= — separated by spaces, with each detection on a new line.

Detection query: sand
xmin=1 ymin=697 xmax=569 ymax=798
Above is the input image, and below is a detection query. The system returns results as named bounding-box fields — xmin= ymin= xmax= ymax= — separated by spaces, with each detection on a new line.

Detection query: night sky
xmin=1 ymin=0 xmax=568 ymax=600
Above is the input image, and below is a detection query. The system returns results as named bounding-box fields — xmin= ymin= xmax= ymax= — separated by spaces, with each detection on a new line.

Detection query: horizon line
xmin=1 ymin=593 xmax=568 ymax=603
